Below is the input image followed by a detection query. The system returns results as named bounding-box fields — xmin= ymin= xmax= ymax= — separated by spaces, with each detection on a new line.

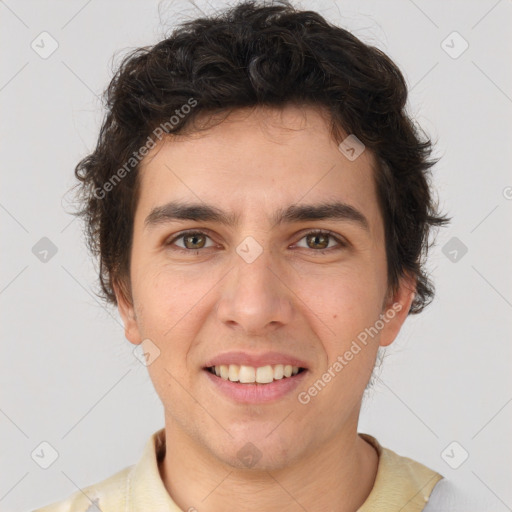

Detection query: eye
xmin=166 ymin=230 xmax=216 ymax=252
xmin=165 ymin=229 xmax=347 ymax=254
xmin=294 ymin=230 xmax=346 ymax=253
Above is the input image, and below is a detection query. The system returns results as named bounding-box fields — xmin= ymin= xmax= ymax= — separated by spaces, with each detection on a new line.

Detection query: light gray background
xmin=1 ymin=0 xmax=511 ymax=511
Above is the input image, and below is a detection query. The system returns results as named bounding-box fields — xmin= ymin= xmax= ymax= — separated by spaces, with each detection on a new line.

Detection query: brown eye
xmin=306 ymin=232 xmax=330 ymax=250
xmin=167 ymin=230 xmax=215 ymax=252
xmin=295 ymin=230 xmax=346 ymax=253
xmin=182 ymin=232 xmax=207 ymax=249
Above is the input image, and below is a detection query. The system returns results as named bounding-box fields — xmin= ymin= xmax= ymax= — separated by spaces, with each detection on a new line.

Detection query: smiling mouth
xmin=205 ymin=364 xmax=307 ymax=384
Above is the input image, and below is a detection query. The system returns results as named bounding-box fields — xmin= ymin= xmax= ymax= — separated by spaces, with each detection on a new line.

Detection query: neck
xmin=159 ymin=420 xmax=379 ymax=512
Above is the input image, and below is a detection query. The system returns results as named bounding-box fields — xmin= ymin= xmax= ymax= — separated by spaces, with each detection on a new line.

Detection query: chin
xmin=210 ymin=433 xmax=302 ymax=472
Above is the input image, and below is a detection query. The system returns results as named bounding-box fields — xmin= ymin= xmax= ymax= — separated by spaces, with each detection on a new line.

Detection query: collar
xmin=357 ymin=433 xmax=443 ymax=511
xmin=126 ymin=428 xmax=443 ymax=511
xmin=126 ymin=428 xmax=181 ymax=511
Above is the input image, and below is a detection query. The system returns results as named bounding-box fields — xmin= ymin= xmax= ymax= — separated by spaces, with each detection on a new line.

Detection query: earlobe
xmin=113 ymin=280 xmax=143 ymax=345
xmin=378 ymin=276 xmax=416 ymax=347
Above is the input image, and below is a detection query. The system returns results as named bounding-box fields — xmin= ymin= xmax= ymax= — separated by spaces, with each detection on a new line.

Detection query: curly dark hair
xmin=72 ymin=0 xmax=450 ymax=314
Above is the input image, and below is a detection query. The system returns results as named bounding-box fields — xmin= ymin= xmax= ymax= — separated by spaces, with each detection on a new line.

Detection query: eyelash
xmin=165 ymin=229 xmax=347 ymax=255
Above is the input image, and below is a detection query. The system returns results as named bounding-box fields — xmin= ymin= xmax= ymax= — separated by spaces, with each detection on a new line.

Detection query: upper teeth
xmin=211 ymin=364 xmax=300 ymax=383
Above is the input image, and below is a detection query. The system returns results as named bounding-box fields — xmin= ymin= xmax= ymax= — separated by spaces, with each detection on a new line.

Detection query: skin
xmin=115 ymin=104 xmax=415 ymax=512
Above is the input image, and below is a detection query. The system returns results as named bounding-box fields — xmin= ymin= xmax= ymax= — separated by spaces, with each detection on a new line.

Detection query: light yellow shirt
xmin=33 ymin=429 xmax=444 ymax=512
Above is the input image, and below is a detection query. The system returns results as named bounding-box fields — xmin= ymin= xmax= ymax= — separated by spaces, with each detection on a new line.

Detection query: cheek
xmin=131 ymin=262 xmax=215 ymax=382
xmin=297 ymin=260 xmax=386 ymax=370
xmin=306 ymin=263 xmax=384 ymax=323
xmin=133 ymin=261 xmax=205 ymax=332
xmin=137 ymin=268 xmax=202 ymax=399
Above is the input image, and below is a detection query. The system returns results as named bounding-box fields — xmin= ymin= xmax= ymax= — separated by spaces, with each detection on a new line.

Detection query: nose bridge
xmin=216 ymin=238 xmax=293 ymax=333
xmin=236 ymin=239 xmax=276 ymax=290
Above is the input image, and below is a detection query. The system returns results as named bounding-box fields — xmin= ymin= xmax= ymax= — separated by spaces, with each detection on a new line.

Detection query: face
xmin=116 ymin=104 xmax=414 ymax=470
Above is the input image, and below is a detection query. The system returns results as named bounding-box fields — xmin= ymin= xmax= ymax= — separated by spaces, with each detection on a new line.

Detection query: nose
xmin=215 ymin=246 xmax=294 ymax=336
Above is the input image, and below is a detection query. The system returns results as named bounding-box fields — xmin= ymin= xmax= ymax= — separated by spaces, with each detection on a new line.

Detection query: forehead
xmin=135 ymin=105 xmax=383 ymax=238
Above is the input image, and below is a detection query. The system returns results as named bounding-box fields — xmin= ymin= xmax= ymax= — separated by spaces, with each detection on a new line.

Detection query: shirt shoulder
xmin=31 ymin=428 xmax=174 ymax=512
xmin=423 ymin=478 xmax=462 ymax=511
xmin=31 ymin=465 xmax=133 ymax=512
xmin=423 ymin=477 xmax=498 ymax=511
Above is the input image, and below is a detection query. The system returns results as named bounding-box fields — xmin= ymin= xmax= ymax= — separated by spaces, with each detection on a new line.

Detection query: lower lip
xmin=203 ymin=369 xmax=308 ymax=404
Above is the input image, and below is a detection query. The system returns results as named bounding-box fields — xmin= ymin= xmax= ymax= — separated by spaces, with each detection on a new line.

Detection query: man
xmin=34 ymin=1 xmax=455 ymax=510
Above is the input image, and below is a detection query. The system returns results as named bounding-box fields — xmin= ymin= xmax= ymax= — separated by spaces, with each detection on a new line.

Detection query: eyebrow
xmin=144 ymin=200 xmax=370 ymax=232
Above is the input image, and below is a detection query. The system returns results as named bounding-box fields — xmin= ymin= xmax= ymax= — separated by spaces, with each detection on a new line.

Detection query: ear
xmin=113 ymin=279 xmax=143 ymax=346
xmin=378 ymin=273 xmax=416 ymax=348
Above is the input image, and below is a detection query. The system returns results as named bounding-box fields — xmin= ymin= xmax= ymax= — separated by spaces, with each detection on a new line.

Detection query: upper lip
xmin=203 ymin=351 xmax=309 ymax=369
